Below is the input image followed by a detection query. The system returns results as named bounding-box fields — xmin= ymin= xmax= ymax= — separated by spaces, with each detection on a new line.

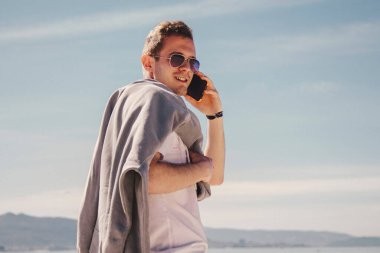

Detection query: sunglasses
xmin=154 ymin=53 xmax=200 ymax=72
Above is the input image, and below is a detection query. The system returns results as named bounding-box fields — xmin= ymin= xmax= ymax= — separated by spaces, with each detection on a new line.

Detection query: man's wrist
xmin=206 ymin=111 xmax=223 ymax=120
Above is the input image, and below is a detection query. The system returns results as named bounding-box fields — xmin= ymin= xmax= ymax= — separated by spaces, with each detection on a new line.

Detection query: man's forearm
xmin=204 ymin=117 xmax=225 ymax=185
xmin=148 ymin=161 xmax=209 ymax=194
xmin=183 ymin=72 xmax=225 ymax=186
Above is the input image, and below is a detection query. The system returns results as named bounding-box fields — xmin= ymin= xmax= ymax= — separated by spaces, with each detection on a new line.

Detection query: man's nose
xmin=179 ymin=59 xmax=192 ymax=72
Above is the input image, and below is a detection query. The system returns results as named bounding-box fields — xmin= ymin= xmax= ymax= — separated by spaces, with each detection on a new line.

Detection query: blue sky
xmin=1 ymin=0 xmax=379 ymax=236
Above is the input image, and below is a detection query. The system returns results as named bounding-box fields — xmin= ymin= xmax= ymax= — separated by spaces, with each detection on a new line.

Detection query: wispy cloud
xmin=218 ymin=21 xmax=380 ymax=68
xmin=260 ymin=22 xmax=380 ymax=55
xmin=0 ymin=0 xmax=320 ymax=42
xmin=211 ymin=177 xmax=380 ymax=197
xmin=0 ymin=187 xmax=83 ymax=218
xmin=200 ymin=197 xmax=380 ymax=236
xmin=200 ymin=177 xmax=380 ymax=235
xmin=298 ymin=81 xmax=341 ymax=94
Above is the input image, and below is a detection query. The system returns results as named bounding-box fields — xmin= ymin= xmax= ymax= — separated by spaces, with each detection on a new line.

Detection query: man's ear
xmin=141 ymin=55 xmax=154 ymax=79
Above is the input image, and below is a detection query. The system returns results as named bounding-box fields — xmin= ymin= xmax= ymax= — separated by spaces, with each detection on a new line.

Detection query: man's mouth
xmin=175 ymin=76 xmax=188 ymax=82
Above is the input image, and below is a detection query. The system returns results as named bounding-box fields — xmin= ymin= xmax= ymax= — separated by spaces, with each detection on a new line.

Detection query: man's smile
xmin=175 ymin=75 xmax=188 ymax=82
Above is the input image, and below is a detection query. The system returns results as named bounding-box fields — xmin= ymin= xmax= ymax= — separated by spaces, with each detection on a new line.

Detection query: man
xmin=77 ymin=21 xmax=225 ymax=253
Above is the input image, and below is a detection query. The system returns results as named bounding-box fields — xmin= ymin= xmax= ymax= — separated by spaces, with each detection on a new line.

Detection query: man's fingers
xmin=152 ymin=152 xmax=163 ymax=162
xmin=188 ymin=150 xmax=197 ymax=162
xmin=189 ymin=150 xmax=212 ymax=165
xmin=189 ymin=150 xmax=201 ymax=158
xmin=184 ymin=94 xmax=198 ymax=105
xmin=196 ymin=71 xmax=216 ymax=90
xmin=189 ymin=150 xmax=202 ymax=163
xmin=204 ymin=89 xmax=218 ymax=96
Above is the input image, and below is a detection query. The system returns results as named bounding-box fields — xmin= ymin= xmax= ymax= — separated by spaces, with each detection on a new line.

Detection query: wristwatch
xmin=206 ymin=111 xmax=223 ymax=120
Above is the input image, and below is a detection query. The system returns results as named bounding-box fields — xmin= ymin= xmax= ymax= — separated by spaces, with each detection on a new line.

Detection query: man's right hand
xmin=189 ymin=151 xmax=213 ymax=183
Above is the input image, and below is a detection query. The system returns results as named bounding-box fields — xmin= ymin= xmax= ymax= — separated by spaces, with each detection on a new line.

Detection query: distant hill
xmin=1 ymin=212 xmax=380 ymax=251
xmin=0 ymin=212 xmax=76 ymax=251
xmin=204 ymin=227 xmax=380 ymax=248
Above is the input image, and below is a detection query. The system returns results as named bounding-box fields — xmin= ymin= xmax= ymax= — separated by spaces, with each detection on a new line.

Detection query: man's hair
xmin=142 ymin=21 xmax=193 ymax=57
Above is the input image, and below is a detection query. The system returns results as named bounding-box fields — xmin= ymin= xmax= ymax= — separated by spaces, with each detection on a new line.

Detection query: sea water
xmin=4 ymin=248 xmax=380 ymax=253
xmin=208 ymin=248 xmax=380 ymax=253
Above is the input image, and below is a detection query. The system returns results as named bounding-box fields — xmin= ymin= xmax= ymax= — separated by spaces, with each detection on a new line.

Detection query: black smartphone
xmin=187 ymin=74 xmax=207 ymax=101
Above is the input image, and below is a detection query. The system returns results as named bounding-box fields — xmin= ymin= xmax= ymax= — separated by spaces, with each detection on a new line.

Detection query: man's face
xmin=150 ymin=36 xmax=196 ymax=96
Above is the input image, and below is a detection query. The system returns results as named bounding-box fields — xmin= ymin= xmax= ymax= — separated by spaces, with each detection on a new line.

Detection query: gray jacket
xmin=77 ymin=79 xmax=211 ymax=253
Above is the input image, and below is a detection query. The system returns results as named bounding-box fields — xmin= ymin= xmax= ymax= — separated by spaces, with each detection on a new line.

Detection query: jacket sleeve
xmin=77 ymin=90 xmax=121 ymax=253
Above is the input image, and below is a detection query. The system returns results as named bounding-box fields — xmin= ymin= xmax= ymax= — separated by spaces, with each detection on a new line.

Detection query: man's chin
xmin=175 ymin=91 xmax=185 ymax=96
xmin=175 ymin=87 xmax=188 ymax=96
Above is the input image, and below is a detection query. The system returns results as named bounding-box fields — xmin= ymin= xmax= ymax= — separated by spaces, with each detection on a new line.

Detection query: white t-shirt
xmin=148 ymin=132 xmax=208 ymax=253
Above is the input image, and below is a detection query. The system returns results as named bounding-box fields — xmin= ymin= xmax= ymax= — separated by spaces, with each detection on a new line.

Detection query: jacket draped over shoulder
xmin=77 ymin=79 xmax=211 ymax=253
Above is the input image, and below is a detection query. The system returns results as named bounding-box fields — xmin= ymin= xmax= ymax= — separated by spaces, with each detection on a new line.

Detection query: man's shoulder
xmin=114 ymin=79 xmax=185 ymax=107
xmin=102 ymin=79 xmax=189 ymax=120
xmin=120 ymin=79 xmax=168 ymax=92
xmin=115 ymin=79 xmax=170 ymax=98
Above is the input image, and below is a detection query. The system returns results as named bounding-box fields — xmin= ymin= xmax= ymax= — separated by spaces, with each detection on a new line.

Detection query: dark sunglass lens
xmin=190 ymin=59 xmax=200 ymax=72
xmin=170 ymin=54 xmax=185 ymax=67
